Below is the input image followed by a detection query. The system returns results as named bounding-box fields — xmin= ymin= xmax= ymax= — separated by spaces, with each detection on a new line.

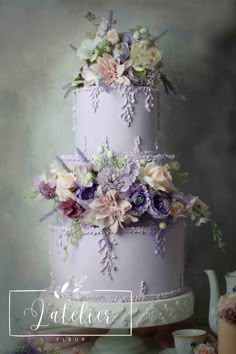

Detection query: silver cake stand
xmin=40 ymin=290 xmax=194 ymax=354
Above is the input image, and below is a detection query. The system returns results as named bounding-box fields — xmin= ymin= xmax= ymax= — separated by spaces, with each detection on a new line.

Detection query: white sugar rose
xmin=106 ymin=29 xmax=119 ymax=45
xmin=55 ymin=173 xmax=75 ymax=201
xmin=139 ymin=162 xmax=175 ymax=192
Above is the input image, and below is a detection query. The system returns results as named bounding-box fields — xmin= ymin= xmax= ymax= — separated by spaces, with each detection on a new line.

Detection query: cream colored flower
xmin=106 ymin=29 xmax=120 ymax=45
xmin=75 ymin=165 xmax=93 ymax=187
xmin=55 ymin=173 xmax=75 ymax=201
xmin=139 ymin=162 xmax=175 ymax=192
xmin=88 ymin=187 xmax=138 ymax=233
xmin=130 ymin=42 xmax=161 ymax=70
xmin=170 ymin=200 xmax=186 ymax=217
xmin=77 ymin=37 xmax=102 ymax=62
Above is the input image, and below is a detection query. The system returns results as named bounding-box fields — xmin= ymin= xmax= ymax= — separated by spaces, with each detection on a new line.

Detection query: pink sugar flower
xmin=90 ymin=54 xmax=131 ymax=85
xmin=88 ymin=187 xmax=138 ymax=233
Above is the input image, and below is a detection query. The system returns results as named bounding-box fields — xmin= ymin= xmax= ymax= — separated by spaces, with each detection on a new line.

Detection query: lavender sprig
xmin=107 ymin=10 xmax=114 ymax=31
xmin=153 ymin=29 xmax=168 ymax=43
xmin=39 ymin=206 xmax=60 ymax=222
xmin=75 ymin=147 xmax=89 ymax=163
xmin=56 ymin=155 xmax=71 ymax=172
xmin=69 ymin=43 xmax=77 ymax=53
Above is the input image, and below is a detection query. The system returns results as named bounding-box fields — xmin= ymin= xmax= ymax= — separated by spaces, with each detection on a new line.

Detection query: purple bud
xmin=113 ymin=42 xmax=130 ymax=63
xmin=122 ymin=32 xmax=134 ymax=45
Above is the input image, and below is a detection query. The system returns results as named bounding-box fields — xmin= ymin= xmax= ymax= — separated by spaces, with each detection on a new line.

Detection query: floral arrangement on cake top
xmin=27 ymin=145 xmax=223 ymax=252
xmin=65 ymin=10 xmax=175 ymax=95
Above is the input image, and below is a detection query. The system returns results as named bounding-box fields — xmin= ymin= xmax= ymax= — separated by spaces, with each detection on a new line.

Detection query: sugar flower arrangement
xmin=66 ymin=11 xmax=175 ymax=94
xmin=28 ymin=145 xmax=223 ymax=250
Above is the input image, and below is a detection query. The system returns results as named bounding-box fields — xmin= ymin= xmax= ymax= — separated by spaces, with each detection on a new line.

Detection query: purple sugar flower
xmin=96 ymin=162 xmax=139 ymax=193
xmin=76 ymin=183 xmax=98 ymax=201
xmin=128 ymin=184 xmax=150 ymax=216
xmin=148 ymin=192 xmax=170 ymax=219
xmin=122 ymin=32 xmax=134 ymax=45
xmin=113 ymin=42 xmax=130 ymax=63
xmin=38 ymin=181 xmax=56 ymax=200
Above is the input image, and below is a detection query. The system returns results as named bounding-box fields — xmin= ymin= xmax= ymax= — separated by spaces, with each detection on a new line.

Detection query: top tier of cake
xmin=73 ymin=84 xmax=160 ymax=156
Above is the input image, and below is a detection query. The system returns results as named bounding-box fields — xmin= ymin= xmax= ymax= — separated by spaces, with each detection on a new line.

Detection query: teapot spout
xmin=204 ymin=269 xmax=220 ymax=335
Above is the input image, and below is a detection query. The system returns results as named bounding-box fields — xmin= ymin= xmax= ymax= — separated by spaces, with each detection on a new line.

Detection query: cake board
xmin=38 ymin=290 xmax=194 ymax=354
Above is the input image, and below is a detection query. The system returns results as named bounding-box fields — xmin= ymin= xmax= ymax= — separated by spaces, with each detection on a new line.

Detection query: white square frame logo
xmin=9 ymin=289 xmax=133 ymax=337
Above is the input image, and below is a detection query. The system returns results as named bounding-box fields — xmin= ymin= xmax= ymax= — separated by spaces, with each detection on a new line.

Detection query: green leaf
xmin=63 ymin=220 xmax=83 ymax=259
xmin=85 ymin=31 xmax=96 ymax=39
xmin=167 ymin=161 xmax=189 ymax=186
xmin=129 ymin=25 xmax=142 ymax=33
xmin=210 ymin=221 xmax=225 ymax=251
xmin=24 ymin=189 xmax=40 ymax=199
xmin=85 ymin=11 xmax=96 ymax=22
xmin=133 ymin=69 xmax=146 ymax=78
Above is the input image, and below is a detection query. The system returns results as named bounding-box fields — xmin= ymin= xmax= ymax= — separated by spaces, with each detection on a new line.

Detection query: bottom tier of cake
xmin=48 ymin=220 xmax=186 ymax=302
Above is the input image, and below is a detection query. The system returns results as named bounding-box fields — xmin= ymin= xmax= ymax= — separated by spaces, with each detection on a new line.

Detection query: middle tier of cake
xmin=73 ymin=85 xmax=160 ymax=156
xmin=48 ymin=220 xmax=185 ymax=302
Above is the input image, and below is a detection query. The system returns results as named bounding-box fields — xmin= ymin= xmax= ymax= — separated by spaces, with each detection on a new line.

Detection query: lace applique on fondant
xmin=89 ymin=86 xmax=103 ymax=113
xmin=98 ymin=231 xmax=118 ymax=280
xmin=144 ymin=86 xmax=156 ymax=112
xmin=48 ymin=275 xmax=185 ymax=302
xmin=140 ymin=281 xmax=147 ymax=296
xmin=134 ymin=136 xmax=142 ymax=153
xmin=121 ymin=85 xmax=136 ymax=126
xmin=74 ymin=85 xmax=159 ymax=128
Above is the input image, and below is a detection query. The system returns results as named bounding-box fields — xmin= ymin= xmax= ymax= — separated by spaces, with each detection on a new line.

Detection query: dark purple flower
xmin=148 ymin=192 xmax=170 ymax=219
xmin=122 ymin=32 xmax=134 ymax=45
xmin=39 ymin=181 xmax=56 ymax=200
xmin=76 ymin=184 xmax=98 ymax=201
xmin=223 ymin=305 xmax=236 ymax=323
xmin=61 ymin=198 xmax=85 ymax=219
xmin=113 ymin=42 xmax=130 ymax=63
xmin=128 ymin=184 xmax=150 ymax=216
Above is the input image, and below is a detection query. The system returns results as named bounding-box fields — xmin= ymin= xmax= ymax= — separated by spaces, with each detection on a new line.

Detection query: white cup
xmin=172 ymin=329 xmax=207 ymax=354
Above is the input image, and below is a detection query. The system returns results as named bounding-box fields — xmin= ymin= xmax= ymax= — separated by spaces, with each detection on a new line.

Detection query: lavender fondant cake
xmin=30 ymin=11 xmax=223 ymax=305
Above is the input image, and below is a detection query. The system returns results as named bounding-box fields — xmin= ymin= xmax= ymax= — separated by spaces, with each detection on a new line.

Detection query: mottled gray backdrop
xmin=0 ymin=0 xmax=236 ymax=351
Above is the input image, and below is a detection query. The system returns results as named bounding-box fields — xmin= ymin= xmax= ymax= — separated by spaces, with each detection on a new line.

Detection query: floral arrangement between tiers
xmin=65 ymin=10 xmax=175 ymax=95
xmin=27 ymin=145 xmax=223 ymax=250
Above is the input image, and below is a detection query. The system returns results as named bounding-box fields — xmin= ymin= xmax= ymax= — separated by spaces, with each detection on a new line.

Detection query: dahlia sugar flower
xmin=130 ymin=42 xmax=162 ymax=70
xmin=90 ymin=54 xmax=131 ymax=85
xmin=88 ymin=187 xmax=138 ymax=233
xmin=139 ymin=162 xmax=175 ymax=192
